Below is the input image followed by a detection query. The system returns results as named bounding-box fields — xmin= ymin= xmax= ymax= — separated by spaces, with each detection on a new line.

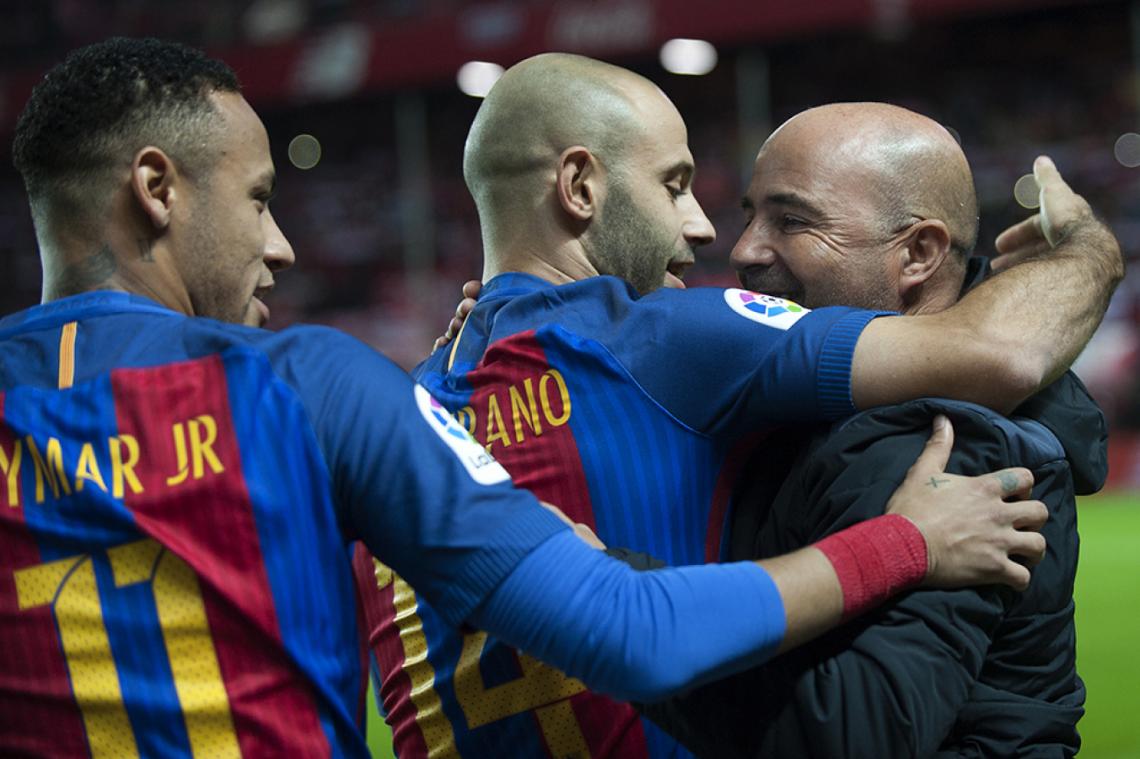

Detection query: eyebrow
xmin=661 ymin=160 xmax=695 ymax=183
xmin=255 ymin=171 xmax=277 ymax=199
xmin=741 ymin=191 xmax=825 ymax=218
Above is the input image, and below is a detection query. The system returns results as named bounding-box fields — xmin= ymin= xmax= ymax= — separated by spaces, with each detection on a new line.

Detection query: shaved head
xmin=769 ymin=102 xmax=978 ymax=256
xmin=462 ymin=53 xmax=712 ymax=293
xmin=464 ymin=54 xmax=660 ymax=247
xmin=733 ymin=102 xmax=978 ymax=314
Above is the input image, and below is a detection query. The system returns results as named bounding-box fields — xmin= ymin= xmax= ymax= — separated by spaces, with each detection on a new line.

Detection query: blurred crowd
xmin=0 ymin=0 xmax=480 ymax=64
xmin=2 ymin=1 xmax=1139 ymax=438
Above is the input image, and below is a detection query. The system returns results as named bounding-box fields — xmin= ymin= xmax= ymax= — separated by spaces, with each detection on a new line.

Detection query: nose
xmin=264 ymin=210 xmax=295 ymax=273
xmin=730 ymin=220 xmax=777 ymax=273
xmin=683 ymin=196 xmax=716 ymax=248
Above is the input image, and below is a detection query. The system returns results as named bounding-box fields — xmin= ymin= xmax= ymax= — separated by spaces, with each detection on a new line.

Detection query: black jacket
xmin=639 ymin=373 xmax=1106 ymax=758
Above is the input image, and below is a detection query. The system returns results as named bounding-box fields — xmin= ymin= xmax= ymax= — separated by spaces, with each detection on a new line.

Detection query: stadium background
xmin=1 ymin=0 xmax=1137 ymax=756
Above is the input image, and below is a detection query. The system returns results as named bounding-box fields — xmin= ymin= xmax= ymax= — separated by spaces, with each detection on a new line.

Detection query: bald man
xmin=356 ymin=55 xmax=1120 ymax=759
xmin=638 ymin=103 xmax=1099 ymax=757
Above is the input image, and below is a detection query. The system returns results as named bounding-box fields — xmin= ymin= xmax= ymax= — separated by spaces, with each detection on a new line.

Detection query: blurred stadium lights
xmin=457 ymin=61 xmax=505 ymax=98
xmin=243 ymin=0 xmax=306 ymax=45
xmin=659 ymin=39 xmax=718 ymax=76
xmin=288 ymin=134 xmax=322 ymax=170
xmin=1114 ymin=132 xmax=1140 ymax=167
xmin=1013 ymin=173 xmax=1041 ymax=209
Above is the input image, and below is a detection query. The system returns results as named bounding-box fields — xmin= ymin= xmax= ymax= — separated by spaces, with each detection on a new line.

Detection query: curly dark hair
xmin=12 ymin=37 xmax=239 ymax=211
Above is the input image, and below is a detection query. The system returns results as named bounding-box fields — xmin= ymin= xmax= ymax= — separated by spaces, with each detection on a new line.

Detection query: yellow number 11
xmin=14 ymin=538 xmax=240 ymax=758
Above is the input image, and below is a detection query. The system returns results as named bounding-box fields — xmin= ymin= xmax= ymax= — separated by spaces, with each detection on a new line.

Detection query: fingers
xmin=989 ymin=246 xmax=1049 ymax=273
xmin=1032 ymin=155 xmax=1062 ymax=190
xmin=989 ymin=467 xmax=1034 ymax=500
xmin=1006 ymin=498 xmax=1048 ymax=530
xmin=574 ymin=522 xmax=607 ymax=550
xmin=999 ymin=561 xmax=1032 ymax=592
xmin=540 ymin=500 xmax=577 ymax=527
xmin=994 ymin=215 xmax=1045 ymax=255
xmin=906 ymin=415 xmax=954 ymax=479
xmin=993 ymin=157 xmax=1090 ymax=257
xmin=1008 ymin=529 xmax=1048 ymax=566
xmin=1032 ymin=155 xmax=1092 ymax=247
xmin=541 ymin=500 xmax=605 ymax=549
xmin=461 ymin=279 xmax=482 ymax=299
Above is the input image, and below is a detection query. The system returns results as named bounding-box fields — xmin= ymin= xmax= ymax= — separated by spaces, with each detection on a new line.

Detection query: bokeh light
xmin=659 ymin=39 xmax=718 ymax=76
xmin=1114 ymin=132 xmax=1140 ymax=167
xmin=1013 ymin=173 xmax=1040 ymax=209
xmin=457 ymin=61 xmax=504 ymax=98
xmin=287 ymin=134 xmax=322 ymax=170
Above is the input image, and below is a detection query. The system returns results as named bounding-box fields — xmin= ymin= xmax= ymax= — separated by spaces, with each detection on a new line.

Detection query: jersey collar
xmin=0 ymin=291 xmax=178 ymax=339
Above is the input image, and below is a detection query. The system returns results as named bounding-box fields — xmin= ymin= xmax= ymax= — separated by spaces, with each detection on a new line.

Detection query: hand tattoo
xmin=996 ymin=470 xmax=1022 ymax=496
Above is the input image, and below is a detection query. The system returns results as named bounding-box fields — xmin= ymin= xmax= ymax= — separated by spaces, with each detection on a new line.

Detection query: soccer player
xmin=640 ymin=103 xmax=1100 ymax=757
xmin=0 ymin=38 xmax=1044 ymax=758
xmin=359 ymin=54 xmax=1122 ymax=758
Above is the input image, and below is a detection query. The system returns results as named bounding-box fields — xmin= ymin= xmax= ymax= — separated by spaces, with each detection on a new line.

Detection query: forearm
xmin=854 ymin=188 xmax=1123 ymax=413
xmin=947 ymin=219 xmax=1122 ymax=396
xmin=470 ymin=530 xmax=788 ymax=703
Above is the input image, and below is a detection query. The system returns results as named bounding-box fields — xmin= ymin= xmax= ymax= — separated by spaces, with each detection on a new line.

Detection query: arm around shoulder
xmin=851 ymin=157 xmax=1123 ymax=414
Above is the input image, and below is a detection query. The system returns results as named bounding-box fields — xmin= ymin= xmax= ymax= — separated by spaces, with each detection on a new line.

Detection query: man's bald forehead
xmin=761 ymin=102 xmax=979 ymax=254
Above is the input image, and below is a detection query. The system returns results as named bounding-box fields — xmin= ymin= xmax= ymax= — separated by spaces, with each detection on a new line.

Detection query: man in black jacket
xmin=641 ymin=102 xmax=1101 ymax=757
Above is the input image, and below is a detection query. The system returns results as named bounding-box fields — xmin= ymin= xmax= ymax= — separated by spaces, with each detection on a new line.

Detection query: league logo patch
xmin=414 ymin=384 xmax=511 ymax=485
xmin=724 ymin=289 xmax=809 ymax=330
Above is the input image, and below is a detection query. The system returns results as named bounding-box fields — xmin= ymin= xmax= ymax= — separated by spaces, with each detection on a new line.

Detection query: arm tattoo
xmin=55 ymin=244 xmax=118 ymax=295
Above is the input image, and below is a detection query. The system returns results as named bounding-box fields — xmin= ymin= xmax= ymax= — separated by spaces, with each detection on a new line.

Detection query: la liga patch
xmin=724 ymin=289 xmax=809 ymax=330
xmin=414 ymin=384 xmax=511 ymax=485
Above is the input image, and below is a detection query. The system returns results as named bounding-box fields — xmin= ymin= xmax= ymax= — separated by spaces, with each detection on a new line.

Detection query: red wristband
xmin=814 ymin=514 xmax=928 ymax=621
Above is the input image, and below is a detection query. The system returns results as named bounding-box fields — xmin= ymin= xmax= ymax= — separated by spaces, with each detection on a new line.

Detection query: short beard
xmin=585 ymin=180 xmax=674 ymax=296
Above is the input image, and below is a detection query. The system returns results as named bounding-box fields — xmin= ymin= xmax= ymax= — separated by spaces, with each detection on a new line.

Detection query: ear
xmin=130 ymin=147 xmax=178 ymax=231
xmin=555 ymin=146 xmax=602 ymax=222
xmin=897 ymin=219 xmax=952 ymax=304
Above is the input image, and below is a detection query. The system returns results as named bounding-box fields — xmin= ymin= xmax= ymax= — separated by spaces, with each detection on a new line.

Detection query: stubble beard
xmin=587 ymin=182 xmax=677 ymax=296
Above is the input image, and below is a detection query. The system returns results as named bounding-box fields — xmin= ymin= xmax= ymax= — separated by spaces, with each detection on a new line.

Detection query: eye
xmin=780 ymin=214 xmax=808 ymax=231
xmin=666 ymin=183 xmax=685 ymax=200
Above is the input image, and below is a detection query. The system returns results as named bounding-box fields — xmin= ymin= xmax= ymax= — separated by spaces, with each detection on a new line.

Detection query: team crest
xmin=414 ymin=384 xmax=511 ymax=485
xmin=724 ymin=289 xmax=809 ymax=330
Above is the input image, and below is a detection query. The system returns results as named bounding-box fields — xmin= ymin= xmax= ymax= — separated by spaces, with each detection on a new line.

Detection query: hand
xmin=540 ymin=501 xmax=606 ymax=549
xmin=885 ymin=415 xmax=1048 ymax=591
xmin=991 ymin=156 xmax=1094 ymax=272
xmin=432 ymin=279 xmax=482 ymax=352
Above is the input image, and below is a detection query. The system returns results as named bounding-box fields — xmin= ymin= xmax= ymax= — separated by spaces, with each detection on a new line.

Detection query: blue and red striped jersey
xmin=0 ymin=291 xmax=567 ymax=758
xmin=358 ymin=273 xmax=885 ymax=758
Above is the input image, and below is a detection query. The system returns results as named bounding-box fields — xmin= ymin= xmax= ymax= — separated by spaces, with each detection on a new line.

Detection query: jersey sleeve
xmin=269 ymin=327 xmax=569 ymax=626
xmin=470 ymin=529 xmax=788 ymax=704
xmin=548 ymin=281 xmax=890 ymax=435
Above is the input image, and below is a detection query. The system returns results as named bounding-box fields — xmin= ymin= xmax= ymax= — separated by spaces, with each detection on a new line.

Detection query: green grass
xmin=364 ymin=492 xmax=1140 ymax=759
xmin=1074 ymin=491 xmax=1140 ymax=758
xmin=366 ymin=680 xmax=395 ymax=759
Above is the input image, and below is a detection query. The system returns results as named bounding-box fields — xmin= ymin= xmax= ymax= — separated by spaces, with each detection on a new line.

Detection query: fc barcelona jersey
xmin=357 ymin=274 xmax=884 ymax=758
xmin=0 ymin=291 xmax=566 ymax=758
